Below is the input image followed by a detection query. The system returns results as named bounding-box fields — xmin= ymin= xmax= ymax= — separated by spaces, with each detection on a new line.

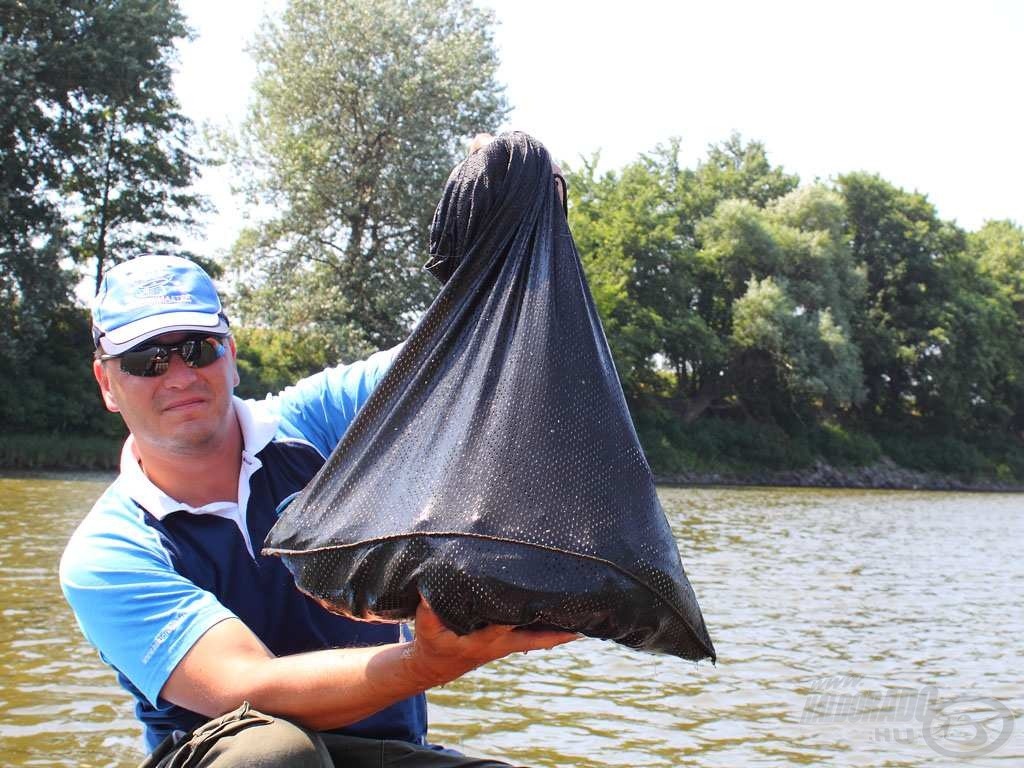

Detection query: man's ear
xmin=228 ymin=336 xmax=240 ymax=388
xmin=93 ymin=358 xmax=120 ymax=413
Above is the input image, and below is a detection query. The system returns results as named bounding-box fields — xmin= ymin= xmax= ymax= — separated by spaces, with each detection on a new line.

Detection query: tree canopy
xmin=225 ymin=0 xmax=508 ymax=361
xmin=566 ymin=137 xmax=1023 ymax=476
xmin=0 ymin=0 xmax=202 ymax=436
xmin=2 ymin=1 xmax=1021 ymax=481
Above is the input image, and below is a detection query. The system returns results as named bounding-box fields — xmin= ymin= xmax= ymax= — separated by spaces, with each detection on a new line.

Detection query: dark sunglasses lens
xmin=118 ymin=337 xmax=225 ymax=377
xmin=120 ymin=346 xmax=168 ymax=377
xmin=184 ymin=338 xmax=225 ymax=367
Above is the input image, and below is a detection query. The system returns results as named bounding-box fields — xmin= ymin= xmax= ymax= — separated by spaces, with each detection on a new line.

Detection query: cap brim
xmin=98 ymin=311 xmax=229 ymax=355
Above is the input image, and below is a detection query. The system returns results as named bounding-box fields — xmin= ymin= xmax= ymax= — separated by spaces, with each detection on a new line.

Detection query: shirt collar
xmin=119 ymin=396 xmax=282 ymax=520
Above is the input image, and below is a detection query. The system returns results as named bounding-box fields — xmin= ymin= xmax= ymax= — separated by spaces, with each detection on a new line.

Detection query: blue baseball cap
xmin=92 ymin=256 xmax=230 ymax=355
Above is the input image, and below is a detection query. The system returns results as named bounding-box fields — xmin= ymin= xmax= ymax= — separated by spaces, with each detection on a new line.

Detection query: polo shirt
xmin=59 ymin=346 xmax=427 ymax=752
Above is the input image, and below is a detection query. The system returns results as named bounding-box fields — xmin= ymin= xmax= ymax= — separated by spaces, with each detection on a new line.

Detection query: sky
xmin=174 ymin=0 xmax=1024 ymax=257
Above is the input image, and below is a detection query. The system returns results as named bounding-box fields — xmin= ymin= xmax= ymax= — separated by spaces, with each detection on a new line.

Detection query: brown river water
xmin=0 ymin=474 xmax=1020 ymax=767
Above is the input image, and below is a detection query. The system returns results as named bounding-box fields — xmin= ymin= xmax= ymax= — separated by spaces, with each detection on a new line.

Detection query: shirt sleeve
xmin=59 ymin=497 xmax=235 ymax=708
xmin=272 ymin=343 xmax=402 ymax=457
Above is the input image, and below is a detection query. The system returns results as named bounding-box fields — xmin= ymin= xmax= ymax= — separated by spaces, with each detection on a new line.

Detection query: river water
xmin=0 ymin=474 xmax=1020 ymax=766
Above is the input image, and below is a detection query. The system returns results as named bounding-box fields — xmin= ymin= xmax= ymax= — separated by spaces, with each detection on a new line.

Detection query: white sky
xmin=174 ymin=0 xmax=1024 ymax=258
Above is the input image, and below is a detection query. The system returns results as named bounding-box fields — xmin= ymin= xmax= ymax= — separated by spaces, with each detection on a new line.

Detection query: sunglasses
xmin=99 ymin=335 xmax=228 ymax=377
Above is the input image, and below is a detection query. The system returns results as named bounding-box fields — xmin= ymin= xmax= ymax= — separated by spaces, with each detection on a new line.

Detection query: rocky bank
xmin=657 ymin=457 xmax=1024 ymax=493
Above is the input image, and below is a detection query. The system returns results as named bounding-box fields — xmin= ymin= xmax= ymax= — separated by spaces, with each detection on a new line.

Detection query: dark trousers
xmin=139 ymin=702 xmax=517 ymax=768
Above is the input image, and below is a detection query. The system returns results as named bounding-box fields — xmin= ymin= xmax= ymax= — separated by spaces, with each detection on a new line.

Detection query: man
xmin=59 ymin=254 xmax=576 ymax=767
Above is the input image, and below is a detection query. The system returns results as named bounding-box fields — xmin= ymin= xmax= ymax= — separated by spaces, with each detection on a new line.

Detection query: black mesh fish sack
xmin=264 ymin=131 xmax=715 ymax=662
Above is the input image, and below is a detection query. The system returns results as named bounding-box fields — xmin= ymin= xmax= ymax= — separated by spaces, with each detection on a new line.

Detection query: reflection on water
xmin=1 ymin=477 xmax=1021 ymax=766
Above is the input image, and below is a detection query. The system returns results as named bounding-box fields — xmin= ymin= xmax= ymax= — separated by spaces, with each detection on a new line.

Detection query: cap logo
xmin=132 ymin=274 xmax=176 ymax=298
xmin=123 ymin=274 xmax=198 ymax=307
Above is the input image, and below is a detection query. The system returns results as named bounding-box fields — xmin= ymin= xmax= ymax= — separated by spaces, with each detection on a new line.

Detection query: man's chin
xmin=159 ymin=415 xmax=228 ymax=453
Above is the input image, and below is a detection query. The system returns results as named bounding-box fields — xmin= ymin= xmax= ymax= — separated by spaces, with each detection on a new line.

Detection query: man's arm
xmin=160 ymin=601 xmax=576 ymax=730
xmin=268 ymin=345 xmax=402 ymax=458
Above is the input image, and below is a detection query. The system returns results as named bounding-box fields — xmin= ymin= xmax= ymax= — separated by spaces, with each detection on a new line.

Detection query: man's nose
xmin=160 ymin=351 xmax=200 ymax=386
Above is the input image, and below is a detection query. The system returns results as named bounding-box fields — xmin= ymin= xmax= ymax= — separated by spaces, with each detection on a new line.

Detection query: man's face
xmin=93 ymin=332 xmax=240 ymax=456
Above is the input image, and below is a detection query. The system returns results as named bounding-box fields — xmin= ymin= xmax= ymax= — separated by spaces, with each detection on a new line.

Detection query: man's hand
xmin=468 ymin=132 xmax=565 ymax=209
xmin=403 ymin=600 xmax=578 ymax=688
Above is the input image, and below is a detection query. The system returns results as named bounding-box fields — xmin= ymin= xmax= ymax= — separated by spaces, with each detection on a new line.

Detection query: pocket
xmin=159 ymin=702 xmax=274 ymax=768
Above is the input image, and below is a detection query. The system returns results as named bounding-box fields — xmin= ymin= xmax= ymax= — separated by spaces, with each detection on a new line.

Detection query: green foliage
xmin=1 ymin=0 xmax=204 ymax=301
xmin=836 ymin=176 xmax=1023 ymax=436
xmin=570 ymin=138 xmax=863 ymax=429
xmin=978 ymin=431 xmax=1024 ymax=483
xmin=968 ymin=220 xmax=1024 ymax=433
xmin=838 ymin=173 xmax=964 ymax=423
xmin=806 ymin=423 xmax=882 ymax=467
xmin=61 ymin=3 xmax=206 ymax=292
xmin=225 ymin=0 xmax=508 ymax=361
xmin=686 ymin=133 xmax=800 ymax=219
xmin=568 ymin=155 xmax=690 ymax=394
xmin=567 ymin=138 xmax=1019 ymax=483
xmin=567 ymin=135 xmax=804 ymax=408
xmin=700 ymin=188 xmax=865 ymax=419
xmin=973 ymin=220 xmax=1024 ymax=311
xmin=639 ymin=410 xmax=1024 ymax=483
xmin=0 ymin=304 xmax=124 ymax=469
xmin=878 ymin=433 xmax=991 ymax=478
xmin=0 ymin=305 xmax=123 ymax=437
xmin=1 ymin=0 xmax=1016 ymax=485
xmin=232 ymin=327 xmax=335 ymax=400
xmin=1 ymin=0 xmax=204 ymax=450
xmin=647 ymin=416 xmax=814 ymax=474
xmin=0 ymin=434 xmax=121 ymax=470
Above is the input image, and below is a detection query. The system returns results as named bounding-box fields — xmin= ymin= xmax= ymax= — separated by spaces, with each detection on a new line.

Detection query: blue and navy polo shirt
xmin=59 ymin=346 xmax=427 ymax=752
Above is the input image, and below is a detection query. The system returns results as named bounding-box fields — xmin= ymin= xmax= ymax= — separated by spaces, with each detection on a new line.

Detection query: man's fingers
xmin=503 ymin=627 xmax=579 ymax=653
xmin=465 ymin=623 xmax=579 ymax=655
xmin=413 ymin=596 xmax=578 ymax=658
xmin=468 ymin=132 xmax=495 ymax=154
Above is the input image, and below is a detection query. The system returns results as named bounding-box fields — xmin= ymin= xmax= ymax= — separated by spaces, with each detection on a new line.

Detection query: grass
xmin=0 ymin=433 xmax=122 ymax=470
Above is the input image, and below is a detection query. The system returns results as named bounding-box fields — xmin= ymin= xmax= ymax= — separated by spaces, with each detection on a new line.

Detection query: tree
xmin=226 ymin=0 xmax=508 ymax=361
xmin=838 ymin=173 xmax=964 ymax=424
xmin=233 ymin=326 xmax=333 ymax=400
xmin=696 ymin=188 xmax=864 ymax=425
xmin=567 ymin=153 xmax=686 ymax=398
xmin=921 ymin=248 xmax=1017 ymax=432
xmin=966 ymin=220 xmax=1024 ymax=433
xmin=684 ymin=133 xmax=800 ymax=223
xmin=567 ymin=136 xmax=801 ymax=408
xmin=0 ymin=0 xmax=201 ymax=434
xmin=567 ymin=136 xmax=866 ymax=428
xmin=663 ymin=136 xmax=802 ymax=421
xmin=60 ymin=0 xmax=206 ymax=292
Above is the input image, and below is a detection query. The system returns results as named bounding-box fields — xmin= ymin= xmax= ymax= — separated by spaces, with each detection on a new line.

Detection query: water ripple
xmin=1 ymin=478 xmax=1021 ymax=766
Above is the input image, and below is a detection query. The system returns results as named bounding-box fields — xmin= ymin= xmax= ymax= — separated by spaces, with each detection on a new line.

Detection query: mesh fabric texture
xmin=263 ymin=132 xmax=715 ymax=662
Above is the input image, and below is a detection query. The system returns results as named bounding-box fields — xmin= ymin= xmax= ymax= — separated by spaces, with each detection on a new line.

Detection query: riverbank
xmin=657 ymin=456 xmax=1024 ymax=492
xmin=4 ymin=433 xmax=1022 ymax=492
xmin=0 ymin=434 xmax=121 ymax=471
